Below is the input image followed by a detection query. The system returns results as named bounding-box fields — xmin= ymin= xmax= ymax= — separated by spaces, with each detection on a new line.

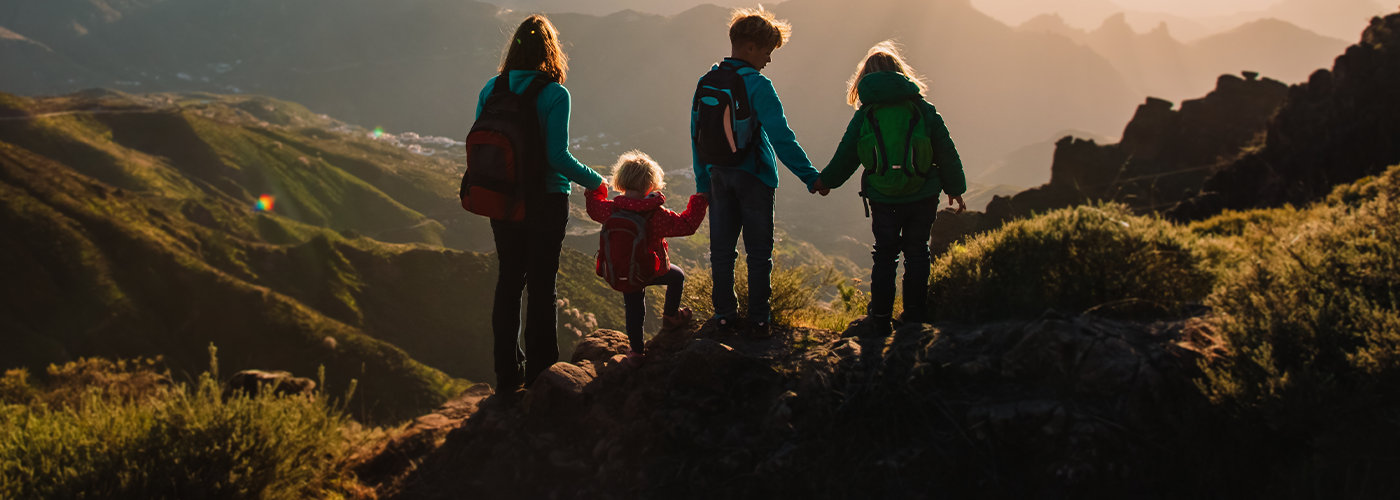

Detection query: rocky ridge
xmin=355 ymin=311 xmax=1224 ymax=498
xmin=1169 ymin=10 xmax=1400 ymax=220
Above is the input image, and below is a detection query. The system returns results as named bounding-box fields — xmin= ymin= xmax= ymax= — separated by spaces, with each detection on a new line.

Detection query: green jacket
xmin=818 ymin=71 xmax=966 ymax=204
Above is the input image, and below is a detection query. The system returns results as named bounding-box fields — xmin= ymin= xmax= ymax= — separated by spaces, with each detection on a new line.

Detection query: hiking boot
xmin=662 ymin=307 xmax=693 ymax=331
xmin=869 ymin=315 xmax=893 ymax=338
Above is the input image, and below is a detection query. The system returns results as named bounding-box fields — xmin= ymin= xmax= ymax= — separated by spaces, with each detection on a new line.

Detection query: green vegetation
xmin=917 ymin=168 xmax=1400 ymax=495
xmin=928 ymin=203 xmax=1216 ymax=322
xmin=1198 ymin=166 xmax=1400 ymax=412
xmin=0 ymin=351 xmax=378 ymax=500
xmin=682 ymin=260 xmax=857 ymax=330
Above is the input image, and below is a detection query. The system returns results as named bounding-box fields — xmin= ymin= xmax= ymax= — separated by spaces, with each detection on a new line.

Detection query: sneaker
xmin=743 ymin=320 xmax=771 ymax=339
xmin=715 ymin=315 xmax=740 ymax=335
xmin=662 ymin=307 xmax=693 ymax=331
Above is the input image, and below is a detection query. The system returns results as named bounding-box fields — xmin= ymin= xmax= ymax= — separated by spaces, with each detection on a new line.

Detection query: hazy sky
xmin=968 ymin=0 xmax=1287 ymax=22
xmin=1088 ymin=0 xmax=1280 ymax=16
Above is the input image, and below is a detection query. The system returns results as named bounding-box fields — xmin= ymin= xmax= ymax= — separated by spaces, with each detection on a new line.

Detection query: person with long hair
xmin=476 ymin=15 xmax=604 ymax=393
xmin=811 ymin=41 xmax=967 ymax=336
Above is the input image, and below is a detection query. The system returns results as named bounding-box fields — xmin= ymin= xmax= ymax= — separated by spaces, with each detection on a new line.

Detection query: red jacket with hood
xmin=585 ymin=184 xmax=708 ymax=279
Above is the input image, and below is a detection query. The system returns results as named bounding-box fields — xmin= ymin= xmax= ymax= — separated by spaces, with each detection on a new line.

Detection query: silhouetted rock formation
xmin=1169 ymin=11 xmax=1400 ymax=220
xmin=985 ymin=72 xmax=1288 ymax=224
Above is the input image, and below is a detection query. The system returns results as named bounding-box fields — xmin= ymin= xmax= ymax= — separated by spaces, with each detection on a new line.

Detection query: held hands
xmin=810 ymin=178 xmax=831 ymax=197
xmin=948 ymin=195 xmax=966 ymax=214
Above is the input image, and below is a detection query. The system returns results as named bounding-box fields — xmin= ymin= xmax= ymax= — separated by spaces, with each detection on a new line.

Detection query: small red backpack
xmin=597 ymin=209 xmax=663 ymax=293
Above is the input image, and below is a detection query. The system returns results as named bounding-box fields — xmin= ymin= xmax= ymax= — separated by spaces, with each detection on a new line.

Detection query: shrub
xmin=1200 ymin=166 xmax=1400 ymax=410
xmin=683 ymin=260 xmax=845 ymax=327
xmin=928 ymin=203 xmax=1216 ymax=322
xmin=0 ymin=348 xmax=371 ymax=500
xmin=0 ymin=357 xmax=171 ymax=411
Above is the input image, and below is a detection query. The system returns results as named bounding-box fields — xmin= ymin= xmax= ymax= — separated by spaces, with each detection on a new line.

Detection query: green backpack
xmin=857 ymin=98 xmax=935 ymax=215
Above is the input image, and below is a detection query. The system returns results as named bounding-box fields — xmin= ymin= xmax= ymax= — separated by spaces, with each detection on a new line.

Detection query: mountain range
xmin=0 ymin=0 xmax=1351 ymax=255
xmin=1019 ymin=13 xmax=1348 ymax=104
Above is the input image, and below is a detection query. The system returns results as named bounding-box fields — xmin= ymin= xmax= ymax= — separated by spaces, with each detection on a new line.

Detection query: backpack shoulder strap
xmin=864 ymin=106 xmax=892 ymax=173
xmin=489 ymin=73 xmax=511 ymax=97
xmin=521 ymin=76 xmax=553 ymax=102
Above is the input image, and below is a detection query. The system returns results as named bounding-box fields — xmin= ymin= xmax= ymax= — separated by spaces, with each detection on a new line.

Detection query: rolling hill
xmin=0 ymin=90 xmax=635 ymax=421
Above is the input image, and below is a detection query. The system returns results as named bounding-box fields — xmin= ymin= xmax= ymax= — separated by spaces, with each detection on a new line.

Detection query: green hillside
xmin=0 ymin=90 xmax=630 ymax=421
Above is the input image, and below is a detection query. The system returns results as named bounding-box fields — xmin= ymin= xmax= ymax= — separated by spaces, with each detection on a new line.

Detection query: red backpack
xmin=597 ymin=209 xmax=663 ymax=293
xmin=460 ymin=75 xmax=551 ymax=220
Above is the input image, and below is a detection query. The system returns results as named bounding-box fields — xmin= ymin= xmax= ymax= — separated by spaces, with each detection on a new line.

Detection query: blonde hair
xmin=729 ymin=7 xmax=791 ymax=50
xmin=500 ymin=15 xmax=569 ymax=84
xmin=846 ymin=40 xmax=928 ymax=108
xmin=610 ymin=150 xmax=666 ymax=194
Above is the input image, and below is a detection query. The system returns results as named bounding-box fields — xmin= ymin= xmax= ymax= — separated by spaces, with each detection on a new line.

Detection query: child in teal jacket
xmin=812 ymin=41 xmax=967 ymax=336
xmin=690 ymin=8 xmax=823 ymax=335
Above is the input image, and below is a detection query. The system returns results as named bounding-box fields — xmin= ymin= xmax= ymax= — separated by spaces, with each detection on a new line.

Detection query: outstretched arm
xmin=584 ymin=182 xmax=613 ymax=223
xmin=541 ymin=84 xmax=605 ymax=190
xmin=923 ymin=102 xmax=967 ymax=197
xmin=817 ymin=110 xmax=866 ymax=191
xmin=749 ymin=77 xmax=821 ymax=190
xmin=653 ymin=194 xmax=710 ymax=238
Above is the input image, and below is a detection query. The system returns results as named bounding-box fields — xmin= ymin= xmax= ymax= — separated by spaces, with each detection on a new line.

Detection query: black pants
xmin=623 ymin=264 xmax=686 ymax=354
xmin=869 ymin=197 xmax=939 ymax=323
xmin=490 ymin=193 xmax=569 ymax=389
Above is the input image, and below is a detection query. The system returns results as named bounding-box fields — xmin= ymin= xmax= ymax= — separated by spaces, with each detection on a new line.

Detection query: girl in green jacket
xmin=812 ymin=41 xmax=967 ymax=335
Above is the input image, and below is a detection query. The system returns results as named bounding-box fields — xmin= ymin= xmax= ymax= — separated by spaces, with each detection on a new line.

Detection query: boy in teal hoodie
xmin=813 ymin=42 xmax=967 ymax=336
xmin=691 ymin=7 xmax=824 ymax=335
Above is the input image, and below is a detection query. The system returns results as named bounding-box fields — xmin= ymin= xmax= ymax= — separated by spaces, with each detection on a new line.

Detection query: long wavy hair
xmin=499 ymin=15 xmax=569 ymax=83
xmin=846 ymin=40 xmax=928 ymax=108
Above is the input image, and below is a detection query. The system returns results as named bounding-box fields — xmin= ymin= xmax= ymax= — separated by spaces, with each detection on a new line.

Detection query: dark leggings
xmin=623 ymin=264 xmax=686 ymax=354
xmin=490 ymin=193 xmax=570 ymax=389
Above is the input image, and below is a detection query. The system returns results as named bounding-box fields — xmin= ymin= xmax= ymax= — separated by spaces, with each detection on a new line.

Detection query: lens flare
xmin=372 ymin=126 xmax=385 ymax=138
xmin=255 ymin=194 xmax=275 ymax=212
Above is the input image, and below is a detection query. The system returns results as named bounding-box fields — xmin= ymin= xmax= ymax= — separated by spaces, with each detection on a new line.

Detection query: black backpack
xmin=691 ymin=61 xmax=760 ymax=167
xmin=460 ymin=75 xmax=551 ymax=221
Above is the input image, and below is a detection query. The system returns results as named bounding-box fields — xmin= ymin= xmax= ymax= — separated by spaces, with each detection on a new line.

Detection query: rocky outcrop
xmin=986 ymin=71 xmax=1288 ymax=223
xmin=357 ymin=311 xmax=1222 ymax=498
xmin=927 ymin=71 xmax=1288 ymax=256
xmin=1169 ymin=11 xmax=1400 ymax=220
xmin=221 ymin=370 xmax=316 ymax=399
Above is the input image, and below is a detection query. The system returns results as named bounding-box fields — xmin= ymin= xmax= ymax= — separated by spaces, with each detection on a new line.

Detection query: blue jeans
xmin=623 ymin=264 xmax=686 ymax=353
xmin=869 ymin=197 xmax=939 ymax=323
xmin=708 ymin=167 xmax=775 ymax=324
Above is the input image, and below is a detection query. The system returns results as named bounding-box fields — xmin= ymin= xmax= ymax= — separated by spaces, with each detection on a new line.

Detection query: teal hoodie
xmin=475 ymin=70 xmax=604 ymax=194
xmin=818 ymin=71 xmax=967 ymax=204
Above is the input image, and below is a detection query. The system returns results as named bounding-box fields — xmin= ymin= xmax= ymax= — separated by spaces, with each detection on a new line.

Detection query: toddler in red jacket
xmin=587 ymin=150 xmax=708 ymax=366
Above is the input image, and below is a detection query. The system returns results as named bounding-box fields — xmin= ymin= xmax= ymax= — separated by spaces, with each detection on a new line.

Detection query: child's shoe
xmin=715 ymin=315 xmax=741 ymax=336
xmin=743 ymin=320 xmax=772 ymax=339
xmin=623 ymin=350 xmax=647 ymax=369
xmin=662 ymin=307 xmax=693 ymax=331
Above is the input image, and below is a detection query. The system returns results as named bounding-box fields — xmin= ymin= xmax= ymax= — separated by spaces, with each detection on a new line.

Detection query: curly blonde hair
xmin=729 ymin=7 xmax=791 ymax=50
xmin=610 ymin=150 xmax=666 ymax=194
xmin=846 ymin=40 xmax=929 ymax=108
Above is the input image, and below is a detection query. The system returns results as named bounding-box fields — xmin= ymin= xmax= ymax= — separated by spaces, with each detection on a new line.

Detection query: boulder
xmin=522 ymin=362 xmax=594 ymax=416
xmin=571 ymin=330 xmax=631 ymax=365
xmin=222 ymin=370 xmax=315 ymax=399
